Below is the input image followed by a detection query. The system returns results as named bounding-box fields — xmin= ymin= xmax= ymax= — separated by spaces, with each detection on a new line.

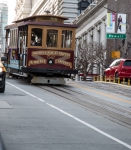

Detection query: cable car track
xmin=34 ymin=84 xmax=131 ymax=129
xmin=77 ymin=81 xmax=131 ymax=97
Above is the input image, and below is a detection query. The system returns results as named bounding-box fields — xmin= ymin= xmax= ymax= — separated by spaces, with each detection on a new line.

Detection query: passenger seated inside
xmin=31 ymin=36 xmax=36 ymax=46
xmin=31 ymin=29 xmax=42 ymax=46
xmin=31 ymin=40 xmax=36 ymax=46
xmin=36 ymin=38 xmax=42 ymax=46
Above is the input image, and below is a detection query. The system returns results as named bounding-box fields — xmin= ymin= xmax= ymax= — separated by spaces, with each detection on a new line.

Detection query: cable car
xmin=4 ymin=15 xmax=78 ymax=84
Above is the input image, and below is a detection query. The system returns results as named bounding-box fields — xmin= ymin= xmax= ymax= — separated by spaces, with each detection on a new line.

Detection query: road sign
xmin=111 ymin=50 xmax=120 ymax=58
xmin=106 ymin=33 xmax=126 ymax=39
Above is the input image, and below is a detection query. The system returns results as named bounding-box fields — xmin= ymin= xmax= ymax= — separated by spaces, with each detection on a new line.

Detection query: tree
xmin=75 ymin=41 xmax=110 ymax=80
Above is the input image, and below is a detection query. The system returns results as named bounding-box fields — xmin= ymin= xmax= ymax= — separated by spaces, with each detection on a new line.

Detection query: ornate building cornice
xmin=15 ymin=0 xmax=31 ymax=21
xmin=73 ymin=0 xmax=107 ymax=25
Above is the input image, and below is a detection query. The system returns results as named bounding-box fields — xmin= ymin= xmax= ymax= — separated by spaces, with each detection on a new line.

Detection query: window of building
xmin=78 ymin=0 xmax=91 ymax=14
xmin=98 ymin=30 xmax=101 ymax=44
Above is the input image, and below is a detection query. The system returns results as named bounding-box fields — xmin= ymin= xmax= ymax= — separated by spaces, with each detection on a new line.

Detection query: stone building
xmin=12 ymin=0 xmax=131 ymax=75
xmin=74 ymin=0 xmax=107 ymax=44
xmin=14 ymin=0 xmax=92 ymax=24
xmin=74 ymin=0 xmax=108 ymax=75
xmin=73 ymin=0 xmax=131 ymax=75
xmin=107 ymin=0 xmax=131 ymax=59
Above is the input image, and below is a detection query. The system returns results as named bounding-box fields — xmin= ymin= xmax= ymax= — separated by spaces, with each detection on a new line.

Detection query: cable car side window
xmin=61 ymin=30 xmax=72 ymax=48
xmin=46 ymin=29 xmax=58 ymax=47
xmin=9 ymin=30 xmax=12 ymax=48
xmin=31 ymin=28 xmax=42 ymax=46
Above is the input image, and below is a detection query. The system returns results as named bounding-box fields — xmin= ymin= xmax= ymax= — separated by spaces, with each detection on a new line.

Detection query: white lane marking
xmin=37 ymin=98 xmax=45 ymax=102
xmin=7 ymin=82 xmax=45 ymax=102
xmin=47 ymin=103 xmax=131 ymax=149
xmin=7 ymin=82 xmax=131 ymax=149
xmin=7 ymin=82 xmax=36 ymax=98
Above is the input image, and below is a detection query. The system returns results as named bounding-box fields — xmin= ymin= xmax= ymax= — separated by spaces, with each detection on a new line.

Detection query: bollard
xmin=100 ymin=75 xmax=102 ymax=81
xmin=99 ymin=76 xmax=101 ymax=81
xmin=109 ymin=76 xmax=111 ymax=82
xmin=113 ymin=77 xmax=115 ymax=83
xmin=93 ymin=76 xmax=96 ymax=81
xmin=97 ymin=75 xmax=99 ymax=81
xmin=102 ymin=75 xmax=104 ymax=81
xmin=103 ymin=75 xmax=105 ymax=81
xmin=95 ymin=76 xmax=97 ymax=81
xmin=128 ymin=78 xmax=130 ymax=86
xmin=122 ymin=78 xmax=125 ymax=85
xmin=118 ymin=77 xmax=120 ymax=84
xmin=105 ymin=76 xmax=106 ymax=82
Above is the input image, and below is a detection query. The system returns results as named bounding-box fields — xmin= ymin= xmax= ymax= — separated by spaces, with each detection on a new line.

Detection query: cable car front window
xmin=61 ymin=30 xmax=72 ymax=48
xmin=46 ymin=30 xmax=58 ymax=47
xmin=31 ymin=28 xmax=42 ymax=46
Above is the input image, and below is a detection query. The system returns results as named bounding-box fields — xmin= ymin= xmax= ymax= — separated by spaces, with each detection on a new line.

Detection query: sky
xmin=7 ymin=0 xmax=16 ymax=24
xmin=0 ymin=0 xmax=16 ymax=24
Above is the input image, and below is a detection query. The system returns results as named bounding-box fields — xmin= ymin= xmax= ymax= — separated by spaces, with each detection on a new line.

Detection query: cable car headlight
xmin=48 ymin=59 xmax=54 ymax=65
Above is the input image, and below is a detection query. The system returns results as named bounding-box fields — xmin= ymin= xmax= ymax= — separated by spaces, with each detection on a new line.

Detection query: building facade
xmin=14 ymin=0 xmax=92 ymax=24
xmin=0 ymin=2 xmax=8 ymax=54
xmin=107 ymin=0 xmax=131 ymax=59
xmin=74 ymin=0 xmax=107 ymax=44
xmin=12 ymin=0 xmax=131 ymax=76
xmin=73 ymin=0 xmax=131 ymax=75
xmin=74 ymin=0 xmax=107 ymax=75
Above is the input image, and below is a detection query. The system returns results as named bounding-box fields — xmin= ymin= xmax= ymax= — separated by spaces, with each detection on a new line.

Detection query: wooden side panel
xmin=27 ymin=49 xmax=74 ymax=69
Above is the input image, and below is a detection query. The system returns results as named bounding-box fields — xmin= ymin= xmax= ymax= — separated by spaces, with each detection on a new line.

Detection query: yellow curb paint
xmin=67 ymin=82 xmax=131 ymax=104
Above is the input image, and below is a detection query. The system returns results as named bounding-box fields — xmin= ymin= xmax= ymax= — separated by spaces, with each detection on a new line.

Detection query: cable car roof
xmin=5 ymin=15 xmax=77 ymax=29
xmin=13 ymin=15 xmax=68 ymax=23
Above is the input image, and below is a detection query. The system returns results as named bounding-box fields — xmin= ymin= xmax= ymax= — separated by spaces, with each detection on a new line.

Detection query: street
xmin=0 ymin=78 xmax=131 ymax=150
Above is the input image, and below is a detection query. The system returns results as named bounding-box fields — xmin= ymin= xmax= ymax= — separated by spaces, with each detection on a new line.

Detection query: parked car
xmin=0 ymin=57 xmax=6 ymax=93
xmin=104 ymin=58 xmax=131 ymax=81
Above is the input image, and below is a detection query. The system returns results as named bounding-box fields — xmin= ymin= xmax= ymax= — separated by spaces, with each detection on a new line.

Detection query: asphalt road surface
xmin=0 ymin=78 xmax=131 ymax=150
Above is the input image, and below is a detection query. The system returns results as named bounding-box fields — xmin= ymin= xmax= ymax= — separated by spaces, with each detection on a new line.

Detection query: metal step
xmin=12 ymin=73 xmax=28 ymax=77
xmin=31 ymin=76 xmax=66 ymax=84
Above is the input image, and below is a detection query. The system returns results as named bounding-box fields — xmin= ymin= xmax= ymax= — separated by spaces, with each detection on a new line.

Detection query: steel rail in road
xmin=78 ymin=81 xmax=131 ymax=98
xmin=35 ymin=84 xmax=131 ymax=129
